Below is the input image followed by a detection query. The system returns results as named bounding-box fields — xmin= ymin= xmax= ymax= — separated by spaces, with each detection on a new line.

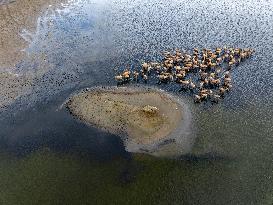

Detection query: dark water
xmin=0 ymin=0 xmax=273 ymax=204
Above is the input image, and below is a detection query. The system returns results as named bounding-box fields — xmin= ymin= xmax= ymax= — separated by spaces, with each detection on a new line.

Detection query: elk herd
xmin=114 ymin=47 xmax=254 ymax=103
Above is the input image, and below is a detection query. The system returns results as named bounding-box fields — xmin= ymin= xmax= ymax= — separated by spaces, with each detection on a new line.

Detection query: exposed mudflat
xmin=66 ymin=86 xmax=193 ymax=155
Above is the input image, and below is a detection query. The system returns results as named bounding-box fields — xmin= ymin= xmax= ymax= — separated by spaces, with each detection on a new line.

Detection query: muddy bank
xmin=65 ymin=86 xmax=193 ymax=155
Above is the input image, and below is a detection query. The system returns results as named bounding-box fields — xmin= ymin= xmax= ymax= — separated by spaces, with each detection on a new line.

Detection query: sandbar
xmin=65 ymin=86 xmax=193 ymax=154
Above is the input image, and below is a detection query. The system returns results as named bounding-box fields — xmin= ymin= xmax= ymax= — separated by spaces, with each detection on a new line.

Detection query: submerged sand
xmin=0 ymin=72 xmax=32 ymax=108
xmin=66 ymin=86 xmax=193 ymax=154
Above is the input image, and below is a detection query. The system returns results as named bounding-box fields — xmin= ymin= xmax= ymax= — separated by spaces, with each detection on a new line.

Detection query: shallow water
xmin=0 ymin=0 xmax=273 ymax=204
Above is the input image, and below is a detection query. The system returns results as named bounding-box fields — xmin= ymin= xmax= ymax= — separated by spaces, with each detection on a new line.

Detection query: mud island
xmin=66 ymin=86 xmax=192 ymax=154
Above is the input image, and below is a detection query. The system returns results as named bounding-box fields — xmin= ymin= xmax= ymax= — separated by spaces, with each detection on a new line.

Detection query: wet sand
xmin=66 ymin=86 xmax=193 ymax=154
xmin=0 ymin=0 xmax=65 ymax=69
xmin=0 ymin=0 xmax=66 ymax=108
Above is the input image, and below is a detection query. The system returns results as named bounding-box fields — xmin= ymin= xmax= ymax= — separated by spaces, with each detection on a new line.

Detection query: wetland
xmin=0 ymin=0 xmax=273 ymax=204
